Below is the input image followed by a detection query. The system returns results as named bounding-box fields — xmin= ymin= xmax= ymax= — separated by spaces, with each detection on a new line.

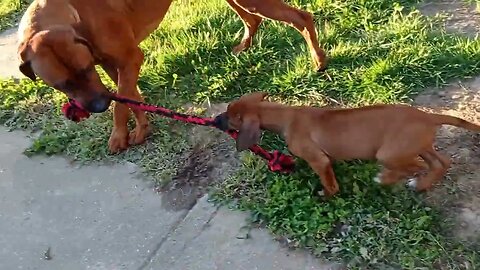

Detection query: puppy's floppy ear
xmin=17 ymin=42 xmax=36 ymax=81
xmin=236 ymin=114 xmax=261 ymax=151
xmin=239 ymin=91 xmax=268 ymax=103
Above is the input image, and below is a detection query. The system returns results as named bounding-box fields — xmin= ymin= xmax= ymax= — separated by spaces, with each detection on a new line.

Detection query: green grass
xmin=464 ymin=0 xmax=480 ymax=13
xmin=2 ymin=0 xmax=480 ymax=268
xmin=467 ymin=0 xmax=480 ymax=12
xmin=0 ymin=0 xmax=29 ymax=32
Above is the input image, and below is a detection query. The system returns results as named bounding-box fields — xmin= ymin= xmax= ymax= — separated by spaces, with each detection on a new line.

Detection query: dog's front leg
xmin=105 ymin=48 xmax=150 ymax=153
xmin=308 ymin=155 xmax=339 ymax=197
xmin=288 ymin=140 xmax=339 ymax=197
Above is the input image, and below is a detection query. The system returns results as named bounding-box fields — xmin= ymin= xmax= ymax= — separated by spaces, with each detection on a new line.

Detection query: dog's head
xmin=214 ymin=91 xmax=268 ymax=151
xmin=17 ymin=26 xmax=111 ymax=113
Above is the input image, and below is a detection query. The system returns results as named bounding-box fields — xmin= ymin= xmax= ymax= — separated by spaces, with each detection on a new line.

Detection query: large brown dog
xmin=17 ymin=0 xmax=328 ymax=153
xmin=214 ymin=92 xmax=480 ymax=197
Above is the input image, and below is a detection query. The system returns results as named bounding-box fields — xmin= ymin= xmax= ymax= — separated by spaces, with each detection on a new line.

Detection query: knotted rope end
xmin=62 ymin=100 xmax=91 ymax=122
xmin=267 ymin=150 xmax=295 ymax=173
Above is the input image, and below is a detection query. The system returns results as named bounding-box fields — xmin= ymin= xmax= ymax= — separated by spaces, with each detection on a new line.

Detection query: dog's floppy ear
xmin=17 ymin=42 xmax=37 ymax=81
xmin=73 ymin=36 xmax=94 ymax=55
xmin=236 ymin=114 xmax=261 ymax=151
xmin=19 ymin=61 xmax=36 ymax=81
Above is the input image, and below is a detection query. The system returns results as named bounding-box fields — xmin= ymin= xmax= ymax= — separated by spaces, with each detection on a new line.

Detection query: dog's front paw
xmin=321 ymin=184 xmax=339 ymax=198
xmin=316 ymin=63 xmax=328 ymax=73
xmin=373 ymin=173 xmax=382 ymax=184
xmin=314 ymin=53 xmax=328 ymax=72
xmin=128 ymin=124 xmax=151 ymax=145
xmin=109 ymin=128 xmax=129 ymax=153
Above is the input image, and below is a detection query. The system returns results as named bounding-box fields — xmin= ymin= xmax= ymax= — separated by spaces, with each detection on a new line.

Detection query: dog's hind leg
xmin=375 ymin=158 xmax=428 ymax=186
xmin=232 ymin=0 xmax=327 ymax=71
xmin=407 ymin=147 xmax=451 ymax=191
xmin=226 ymin=0 xmax=263 ymax=54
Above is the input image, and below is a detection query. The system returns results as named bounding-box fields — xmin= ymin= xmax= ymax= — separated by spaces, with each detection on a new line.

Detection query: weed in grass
xmin=1 ymin=0 xmax=480 ymax=268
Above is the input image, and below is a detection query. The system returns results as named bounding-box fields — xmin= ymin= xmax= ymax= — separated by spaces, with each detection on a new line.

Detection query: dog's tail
xmin=430 ymin=113 xmax=480 ymax=132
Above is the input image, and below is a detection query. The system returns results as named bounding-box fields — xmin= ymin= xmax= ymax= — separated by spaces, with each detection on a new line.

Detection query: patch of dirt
xmin=159 ymin=103 xmax=241 ymax=211
xmin=414 ymin=0 xmax=480 ymax=243
xmin=415 ymin=78 xmax=480 ymax=241
xmin=418 ymin=0 xmax=480 ymax=38
xmin=412 ymin=0 xmax=480 ymax=243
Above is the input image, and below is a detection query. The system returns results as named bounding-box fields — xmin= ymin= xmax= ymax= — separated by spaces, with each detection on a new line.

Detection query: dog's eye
xmin=235 ymin=114 xmax=241 ymax=120
xmin=54 ymin=79 xmax=75 ymax=91
xmin=76 ymin=64 xmax=95 ymax=78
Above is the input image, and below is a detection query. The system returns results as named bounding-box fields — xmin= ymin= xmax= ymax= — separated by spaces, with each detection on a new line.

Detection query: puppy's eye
xmin=235 ymin=114 xmax=241 ymax=120
xmin=54 ymin=80 xmax=74 ymax=91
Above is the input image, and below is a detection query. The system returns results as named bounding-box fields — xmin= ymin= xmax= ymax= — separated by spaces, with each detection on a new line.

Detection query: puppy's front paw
xmin=109 ymin=128 xmax=129 ymax=153
xmin=373 ymin=173 xmax=382 ymax=184
xmin=406 ymin=178 xmax=417 ymax=190
xmin=321 ymin=184 xmax=339 ymax=198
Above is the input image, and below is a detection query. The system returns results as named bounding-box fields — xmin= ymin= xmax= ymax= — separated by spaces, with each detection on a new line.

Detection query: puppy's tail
xmin=430 ymin=113 xmax=480 ymax=132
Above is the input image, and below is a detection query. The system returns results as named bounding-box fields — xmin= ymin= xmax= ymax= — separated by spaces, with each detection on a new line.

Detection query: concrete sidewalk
xmin=0 ymin=27 xmax=339 ymax=270
xmin=0 ymin=128 xmax=339 ymax=270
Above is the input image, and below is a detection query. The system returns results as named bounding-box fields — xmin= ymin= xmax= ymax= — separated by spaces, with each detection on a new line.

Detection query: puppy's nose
xmin=214 ymin=112 xmax=229 ymax=131
xmin=86 ymin=96 xmax=111 ymax=113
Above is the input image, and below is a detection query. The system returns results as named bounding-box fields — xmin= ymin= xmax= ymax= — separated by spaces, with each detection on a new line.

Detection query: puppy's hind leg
xmin=408 ymin=147 xmax=451 ymax=191
xmin=375 ymin=157 xmax=428 ymax=186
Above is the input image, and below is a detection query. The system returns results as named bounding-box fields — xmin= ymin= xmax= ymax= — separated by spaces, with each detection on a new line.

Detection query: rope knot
xmin=268 ymin=150 xmax=295 ymax=173
xmin=61 ymin=100 xmax=91 ymax=122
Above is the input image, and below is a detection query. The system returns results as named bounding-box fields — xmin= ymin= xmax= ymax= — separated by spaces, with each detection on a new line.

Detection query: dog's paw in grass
xmin=406 ymin=178 xmax=418 ymax=190
xmin=373 ymin=173 xmax=382 ymax=184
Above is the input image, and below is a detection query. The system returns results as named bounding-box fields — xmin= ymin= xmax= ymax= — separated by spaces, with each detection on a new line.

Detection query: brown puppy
xmin=17 ymin=0 xmax=328 ymax=153
xmin=214 ymin=92 xmax=480 ymax=197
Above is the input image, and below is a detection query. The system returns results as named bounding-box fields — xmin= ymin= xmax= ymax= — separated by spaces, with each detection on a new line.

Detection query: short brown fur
xmin=218 ymin=92 xmax=480 ymax=197
xmin=17 ymin=0 xmax=328 ymax=153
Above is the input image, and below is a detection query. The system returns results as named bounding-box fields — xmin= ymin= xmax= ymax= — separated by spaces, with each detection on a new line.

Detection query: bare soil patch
xmin=415 ymin=77 xmax=480 ymax=241
xmin=418 ymin=0 xmax=479 ymax=38
xmin=415 ymin=0 xmax=480 ymax=242
xmin=158 ymin=103 xmax=241 ymax=211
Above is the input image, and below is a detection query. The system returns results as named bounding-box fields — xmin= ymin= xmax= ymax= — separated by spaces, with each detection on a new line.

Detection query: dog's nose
xmin=214 ymin=112 xmax=229 ymax=131
xmin=86 ymin=96 xmax=111 ymax=113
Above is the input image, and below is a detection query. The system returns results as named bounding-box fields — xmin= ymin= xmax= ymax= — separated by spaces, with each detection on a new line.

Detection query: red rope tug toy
xmin=61 ymin=95 xmax=295 ymax=173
